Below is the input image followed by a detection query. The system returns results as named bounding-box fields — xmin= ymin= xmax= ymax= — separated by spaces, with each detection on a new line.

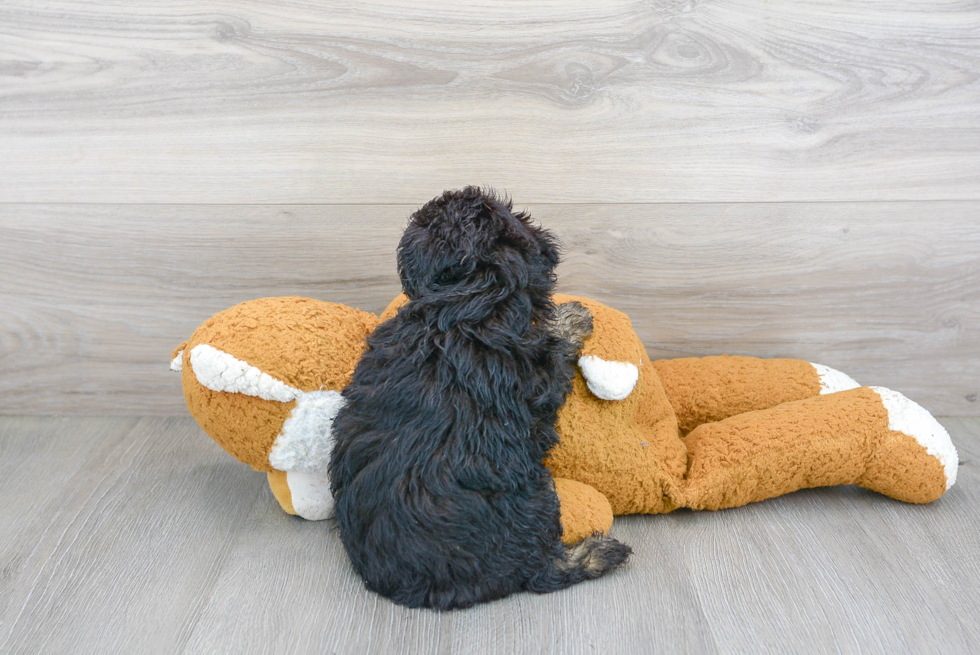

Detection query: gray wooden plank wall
xmin=1 ymin=0 xmax=979 ymax=416
xmin=1 ymin=416 xmax=978 ymax=654
xmin=1 ymin=203 xmax=978 ymax=415
xmin=1 ymin=0 xmax=979 ymax=203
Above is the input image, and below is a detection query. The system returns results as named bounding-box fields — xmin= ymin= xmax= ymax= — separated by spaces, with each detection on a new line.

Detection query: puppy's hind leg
xmin=525 ymin=534 xmax=632 ymax=594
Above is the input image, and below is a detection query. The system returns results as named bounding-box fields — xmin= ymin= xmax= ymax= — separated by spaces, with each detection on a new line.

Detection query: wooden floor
xmin=1 ymin=415 xmax=977 ymax=654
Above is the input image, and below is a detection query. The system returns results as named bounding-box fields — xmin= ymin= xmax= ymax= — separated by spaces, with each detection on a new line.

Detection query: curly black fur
xmin=329 ymin=187 xmax=630 ymax=610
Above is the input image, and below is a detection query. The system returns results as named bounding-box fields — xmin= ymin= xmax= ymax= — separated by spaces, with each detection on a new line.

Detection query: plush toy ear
xmin=170 ymin=341 xmax=188 ymax=372
xmin=185 ymin=297 xmax=379 ymax=393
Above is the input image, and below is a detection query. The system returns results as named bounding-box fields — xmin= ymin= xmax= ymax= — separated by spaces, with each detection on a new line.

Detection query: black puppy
xmin=329 ymin=187 xmax=630 ymax=610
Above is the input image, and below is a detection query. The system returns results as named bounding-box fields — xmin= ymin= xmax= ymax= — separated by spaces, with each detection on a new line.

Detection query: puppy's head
xmin=398 ymin=187 xmax=560 ymax=301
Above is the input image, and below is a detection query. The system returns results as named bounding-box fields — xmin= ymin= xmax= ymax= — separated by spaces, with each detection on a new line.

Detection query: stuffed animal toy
xmin=171 ymin=294 xmax=958 ymax=541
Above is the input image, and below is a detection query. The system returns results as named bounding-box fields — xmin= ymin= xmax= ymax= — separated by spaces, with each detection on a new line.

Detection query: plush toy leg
xmin=679 ymin=386 xmax=958 ymax=511
xmin=554 ymin=478 xmax=614 ymax=545
xmin=652 ymin=355 xmax=860 ymax=435
xmin=267 ymin=470 xmax=334 ymax=520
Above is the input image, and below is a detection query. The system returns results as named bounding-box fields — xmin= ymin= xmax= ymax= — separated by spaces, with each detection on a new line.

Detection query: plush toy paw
xmin=554 ymin=478 xmax=614 ymax=545
xmin=867 ymin=386 xmax=958 ymax=492
xmin=268 ymin=470 xmax=335 ymax=520
xmin=811 ymin=362 xmax=861 ymax=394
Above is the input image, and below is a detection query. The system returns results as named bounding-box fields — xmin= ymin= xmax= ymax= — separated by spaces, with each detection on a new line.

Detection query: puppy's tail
xmin=526 ymin=534 xmax=631 ymax=594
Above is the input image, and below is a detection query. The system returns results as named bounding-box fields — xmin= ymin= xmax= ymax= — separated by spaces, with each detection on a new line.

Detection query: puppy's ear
xmin=397 ymin=220 xmax=446 ymax=299
xmin=397 ymin=187 xmax=484 ymax=297
xmin=519 ymin=214 xmax=561 ymax=269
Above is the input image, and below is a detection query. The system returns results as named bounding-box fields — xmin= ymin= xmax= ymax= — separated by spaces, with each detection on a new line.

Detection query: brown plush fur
xmin=653 ymin=355 xmax=822 ymax=436
xmin=681 ymin=387 xmax=948 ymax=509
xmin=178 ymin=294 xmax=954 ymax=543
xmin=553 ymin=478 xmax=614 ymax=543
xmin=267 ymin=470 xmax=296 ymax=515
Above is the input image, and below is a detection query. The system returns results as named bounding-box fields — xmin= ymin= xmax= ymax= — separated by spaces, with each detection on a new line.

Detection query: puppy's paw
xmin=553 ymin=301 xmax=593 ymax=352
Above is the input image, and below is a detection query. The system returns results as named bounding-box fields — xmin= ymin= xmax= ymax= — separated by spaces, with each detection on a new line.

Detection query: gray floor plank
xmin=658 ymin=416 xmax=980 ymax=654
xmin=182 ymin=483 xmax=716 ymax=654
xmin=0 ymin=417 xmax=136 ymax=553
xmin=0 ymin=417 xmax=139 ymax=637
xmin=0 ymin=417 xmax=264 ymax=654
xmin=181 ymin=491 xmax=450 ymax=655
xmin=665 ymin=486 xmax=975 ymax=654
xmin=2 ymin=202 xmax=977 ymax=417
xmin=1 ymin=417 xmax=977 ymax=653
xmin=863 ymin=417 xmax=980 ymax=649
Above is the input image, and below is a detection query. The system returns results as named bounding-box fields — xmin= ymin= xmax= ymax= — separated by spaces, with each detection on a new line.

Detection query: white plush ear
xmin=189 ymin=344 xmax=301 ymax=402
xmin=578 ymin=355 xmax=640 ymax=401
xmin=185 ymin=343 xmax=343 ymax=473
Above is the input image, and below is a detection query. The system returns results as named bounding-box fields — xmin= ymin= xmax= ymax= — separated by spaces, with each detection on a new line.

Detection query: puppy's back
xmin=329 ymin=187 xmax=630 ymax=609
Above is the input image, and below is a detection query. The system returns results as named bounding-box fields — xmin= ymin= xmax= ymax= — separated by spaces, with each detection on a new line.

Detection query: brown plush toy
xmin=172 ymin=294 xmax=958 ymax=541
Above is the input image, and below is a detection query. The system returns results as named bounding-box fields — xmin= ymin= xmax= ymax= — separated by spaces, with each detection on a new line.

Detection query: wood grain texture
xmin=662 ymin=487 xmax=976 ymax=654
xmin=0 ymin=416 xmax=140 ymax=631
xmin=0 ymin=416 xmax=977 ymax=653
xmin=183 ymin=508 xmax=717 ymax=655
xmin=1 ymin=202 xmax=977 ymax=416
xmin=863 ymin=417 xmax=980 ymax=648
xmin=0 ymin=417 xmax=264 ymax=654
xmin=1 ymin=0 xmax=978 ymax=203
xmin=659 ymin=416 xmax=980 ymax=654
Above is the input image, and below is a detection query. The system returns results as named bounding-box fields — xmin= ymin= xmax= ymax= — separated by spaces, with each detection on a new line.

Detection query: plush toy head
xmin=172 ymin=297 xmax=378 ymax=472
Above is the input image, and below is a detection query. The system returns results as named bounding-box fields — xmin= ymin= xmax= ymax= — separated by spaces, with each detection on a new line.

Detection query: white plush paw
xmin=578 ymin=355 xmax=640 ymax=401
xmin=811 ymin=362 xmax=860 ymax=394
xmin=268 ymin=390 xmax=345 ymax=473
xmin=170 ymin=350 xmax=184 ymax=372
xmin=285 ymin=471 xmax=334 ymax=520
xmin=872 ymin=386 xmax=959 ymax=490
